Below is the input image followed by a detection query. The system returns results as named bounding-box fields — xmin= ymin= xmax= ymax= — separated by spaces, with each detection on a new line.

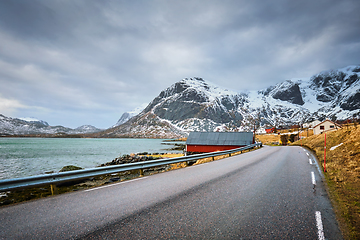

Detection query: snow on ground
xmin=19 ymin=117 xmax=40 ymax=122
xmin=330 ymin=143 xmax=343 ymax=151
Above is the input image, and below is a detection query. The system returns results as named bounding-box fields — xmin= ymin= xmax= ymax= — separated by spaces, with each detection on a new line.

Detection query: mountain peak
xmin=178 ymin=77 xmax=238 ymax=100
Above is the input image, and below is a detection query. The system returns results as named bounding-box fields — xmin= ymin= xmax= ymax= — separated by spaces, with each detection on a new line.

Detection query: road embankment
xmin=292 ymin=125 xmax=360 ymax=239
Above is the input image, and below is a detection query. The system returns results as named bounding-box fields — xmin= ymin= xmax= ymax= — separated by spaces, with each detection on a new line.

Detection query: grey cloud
xmin=0 ymin=0 xmax=359 ymax=128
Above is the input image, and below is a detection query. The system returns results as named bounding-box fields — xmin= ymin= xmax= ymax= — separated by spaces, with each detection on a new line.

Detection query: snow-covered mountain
xmin=0 ymin=114 xmax=102 ymax=136
xmin=69 ymin=125 xmax=102 ymax=134
xmin=103 ymin=65 xmax=360 ymax=138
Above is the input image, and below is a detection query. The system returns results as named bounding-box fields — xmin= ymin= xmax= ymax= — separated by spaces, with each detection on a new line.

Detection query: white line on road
xmin=315 ymin=211 xmax=325 ymax=240
xmin=85 ymin=177 xmax=148 ymax=192
xmin=309 ymin=159 xmax=312 ymax=165
xmin=311 ymin=172 xmax=316 ymax=185
xmin=306 ymin=152 xmax=309 ymax=156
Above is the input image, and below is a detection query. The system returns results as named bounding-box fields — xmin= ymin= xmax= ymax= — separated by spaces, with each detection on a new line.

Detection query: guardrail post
xmin=229 ymin=153 xmax=231 ymax=157
xmin=212 ymin=156 xmax=215 ymax=161
xmin=139 ymin=169 xmax=144 ymax=177
xmin=50 ymin=184 xmax=57 ymax=195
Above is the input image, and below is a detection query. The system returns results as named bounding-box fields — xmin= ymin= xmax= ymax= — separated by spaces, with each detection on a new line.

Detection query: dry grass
xmin=193 ymin=150 xmax=240 ymax=165
xmin=176 ymin=137 xmax=187 ymax=141
xmin=148 ymin=153 xmax=186 ymax=171
xmin=194 ymin=155 xmax=224 ymax=165
xmin=150 ymin=153 xmax=184 ymax=158
xmin=256 ymin=129 xmax=315 ymax=146
xmin=292 ymin=126 xmax=360 ymax=239
xmin=300 ymin=129 xmax=314 ymax=138
xmin=167 ymin=162 xmax=188 ymax=170
xmin=256 ymin=134 xmax=280 ymax=145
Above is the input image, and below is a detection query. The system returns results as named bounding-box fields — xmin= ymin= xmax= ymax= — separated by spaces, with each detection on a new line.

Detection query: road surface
xmin=0 ymin=146 xmax=342 ymax=239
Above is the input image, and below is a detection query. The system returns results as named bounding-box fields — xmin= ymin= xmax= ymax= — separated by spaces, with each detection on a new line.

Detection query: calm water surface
xmin=0 ymin=138 xmax=182 ymax=180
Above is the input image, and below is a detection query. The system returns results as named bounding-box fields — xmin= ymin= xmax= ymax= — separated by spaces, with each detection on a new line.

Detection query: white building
xmin=313 ymin=120 xmax=342 ymax=135
xmin=255 ymin=127 xmax=266 ymax=135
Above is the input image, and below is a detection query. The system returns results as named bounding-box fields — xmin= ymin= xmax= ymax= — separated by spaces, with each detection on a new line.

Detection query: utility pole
xmin=298 ymin=122 xmax=300 ymax=141
xmin=324 ymin=133 xmax=327 ymax=172
xmin=253 ymin=121 xmax=256 ymax=144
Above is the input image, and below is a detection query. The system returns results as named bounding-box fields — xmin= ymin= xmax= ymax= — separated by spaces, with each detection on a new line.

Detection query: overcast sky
xmin=0 ymin=0 xmax=360 ymax=129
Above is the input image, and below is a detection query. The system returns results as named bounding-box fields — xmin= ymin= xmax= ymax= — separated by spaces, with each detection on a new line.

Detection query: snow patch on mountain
xmin=178 ymin=77 xmax=238 ymax=102
xmin=19 ymin=117 xmax=49 ymax=126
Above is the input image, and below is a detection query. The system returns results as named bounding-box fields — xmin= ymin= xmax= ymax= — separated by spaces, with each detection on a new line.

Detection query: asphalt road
xmin=0 ymin=146 xmax=342 ymax=239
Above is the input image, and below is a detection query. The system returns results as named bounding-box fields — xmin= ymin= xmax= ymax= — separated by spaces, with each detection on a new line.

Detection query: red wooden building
xmin=265 ymin=127 xmax=275 ymax=133
xmin=186 ymin=132 xmax=254 ymax=153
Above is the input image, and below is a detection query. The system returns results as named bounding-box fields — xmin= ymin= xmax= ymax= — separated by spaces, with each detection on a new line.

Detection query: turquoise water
xmin=0 ymin=138 xmax=182 ymax=180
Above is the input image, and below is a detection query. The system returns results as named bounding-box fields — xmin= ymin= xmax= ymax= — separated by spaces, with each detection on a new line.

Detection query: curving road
xmin=0 ymin=146 xmax=342 ymax=239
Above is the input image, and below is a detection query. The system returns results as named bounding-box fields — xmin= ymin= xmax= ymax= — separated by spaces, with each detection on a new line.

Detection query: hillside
xmin=294 ymin=125 xmax=360 ymax=239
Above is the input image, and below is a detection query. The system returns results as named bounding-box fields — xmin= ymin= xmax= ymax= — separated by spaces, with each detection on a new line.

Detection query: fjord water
xmin=0 ymin=138 xmax=181 ymax=180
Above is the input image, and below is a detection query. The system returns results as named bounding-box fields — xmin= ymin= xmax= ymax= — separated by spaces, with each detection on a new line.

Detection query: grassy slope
xmin=293 ymin=125 xmax=360 ymax=239
xmin=256 ymin=134 xmax=280 ymax=145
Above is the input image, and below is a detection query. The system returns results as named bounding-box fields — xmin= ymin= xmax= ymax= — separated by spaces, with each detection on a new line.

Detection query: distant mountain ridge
xmin=0 ymin=114 xmax=102 ymax=136
xmin=103 ymin=65 xmax=360 ymax=138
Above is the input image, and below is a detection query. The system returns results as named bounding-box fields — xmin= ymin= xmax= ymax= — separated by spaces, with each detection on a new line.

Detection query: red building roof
xmin=186 ymin=132 xmax=254 ymax=153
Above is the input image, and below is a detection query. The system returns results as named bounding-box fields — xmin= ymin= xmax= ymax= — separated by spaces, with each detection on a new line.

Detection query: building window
xmin=320 ymin=126 xmax=325 ymax=130
xmin=330 ymin=125 xmax=334 ymax=128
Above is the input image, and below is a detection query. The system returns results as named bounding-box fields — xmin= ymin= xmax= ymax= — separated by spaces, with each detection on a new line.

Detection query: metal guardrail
xmin=0 ymin=143 xmax=262 ymax=192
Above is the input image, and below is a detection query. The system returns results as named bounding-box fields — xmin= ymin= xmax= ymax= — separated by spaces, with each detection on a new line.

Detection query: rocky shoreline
xmin=0 ymin=139 xmax=187 ymax=207
xmin=99 ymin=153 xmax=163 ymax=167
xmin=0 ymin=152 xmax=184 ymax=207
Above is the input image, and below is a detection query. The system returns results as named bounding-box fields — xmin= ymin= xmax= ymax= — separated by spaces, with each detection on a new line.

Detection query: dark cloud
xmin=0 ymin=0 xmax=359 ymax=128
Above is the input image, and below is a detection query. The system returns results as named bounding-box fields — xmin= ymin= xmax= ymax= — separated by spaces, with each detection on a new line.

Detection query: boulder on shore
xmin=99 ymin=154 xmax=162 ymax=167
xmin=59 ymin=165 xmax=84 ymax=172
